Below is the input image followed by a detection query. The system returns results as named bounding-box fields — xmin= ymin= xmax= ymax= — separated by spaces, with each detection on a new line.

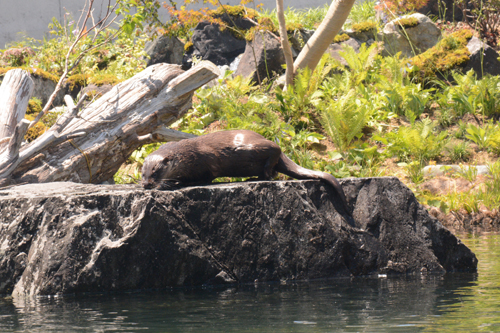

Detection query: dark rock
xmin=346 ymin=29 xmax=377 ymax=43
xmin=182 ymin=22 xmax=248 ymax=69
xmin=144 ymin=35 xmax=184 ymax=67
xmin=30 ymin=73 xmax=66 ymax=107
xmin=0 ymin=177 xmax=477 ymax=296
xmin=234 ymin=31 xmax=285 ymax=83
xmin=463 ymin=36 xmax=500 ymax=79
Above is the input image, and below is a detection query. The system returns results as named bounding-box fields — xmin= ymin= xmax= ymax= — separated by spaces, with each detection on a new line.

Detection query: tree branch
xmin=276 ymin=0 xmax=295 ymax=88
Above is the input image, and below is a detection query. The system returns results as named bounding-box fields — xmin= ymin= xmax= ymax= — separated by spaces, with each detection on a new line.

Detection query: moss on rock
xmin=410 ymin=29 xmax=473 ymax=82
xmin=27 ymin=97 xmax=43 ymax=115
xmin=352 ymin=21 xmax=378 ymax=33
xmin=244 ymin=17 xmax=278 ymax=41
xmin=210 ymin=5 xmax=259 ymax=21
xmin=67 ymin=74 xmax=90 ymax=91
xmin=184 ymin=41 xmax=193 ymax=52
xmin=333 ymin=33 xmax=350 ymax=43
xmin=393 ymin=17 xmax=419 ymax=29
xmin=0 ymin=66 xmax=58 ymax=83
xmin=24 ymin=114 xmax=47 ymax=143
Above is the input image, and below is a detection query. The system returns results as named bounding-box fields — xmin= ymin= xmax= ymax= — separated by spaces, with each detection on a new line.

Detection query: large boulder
xmin=0 ymin=177 xmax=476 ymax=296
xmin=182 ymin=22 xmax=248 ymax=69
xmin=464 ymin=36 xmax=500 ymax=79
xmin=381 ymin=13 xmax=441 ymax=57
xmin=144 ymin=35 xmax=184 ymax=67
xmin=234 ymin=30 xmax=286 ymax=82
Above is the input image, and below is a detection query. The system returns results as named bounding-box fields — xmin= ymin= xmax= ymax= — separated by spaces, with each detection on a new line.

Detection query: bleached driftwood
xmin=0 ymin=61 xmax=219 ymax=187
xmin=0 ymin=69 xmax=34 ymax=150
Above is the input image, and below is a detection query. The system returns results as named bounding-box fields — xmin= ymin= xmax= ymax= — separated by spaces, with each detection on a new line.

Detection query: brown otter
xmin=141 ymin=130 xmax=351 ymax=217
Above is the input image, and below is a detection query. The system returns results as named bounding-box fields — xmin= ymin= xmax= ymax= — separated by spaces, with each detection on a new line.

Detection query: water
xmin=1 ymin=234 xmax=499 ymax=332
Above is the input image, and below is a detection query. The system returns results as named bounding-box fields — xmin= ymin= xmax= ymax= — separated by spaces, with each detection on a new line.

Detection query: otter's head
xmin=141 ymin=154 xmax=167 ymax=189
xmin=141 ymin=152 xmax=182 ymax=190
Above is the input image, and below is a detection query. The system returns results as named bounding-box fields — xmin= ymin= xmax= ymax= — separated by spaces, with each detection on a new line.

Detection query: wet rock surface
xmin=0 ymin=177 xmax=477 ymax=296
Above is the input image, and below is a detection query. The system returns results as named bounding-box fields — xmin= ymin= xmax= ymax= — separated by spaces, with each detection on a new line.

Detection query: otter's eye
xmin=151 ymin=166 xmax=162 ymax=177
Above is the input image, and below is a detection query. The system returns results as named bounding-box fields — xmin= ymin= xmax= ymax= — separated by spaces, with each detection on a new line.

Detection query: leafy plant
xmin=114 ymin=142 xmax=162 ymax=184
xmin=465 ymin=123 xmax=495 ymax=149
xmin=320 ymin=89 xmax=370 ymax=153
xmin=485 ymin=127 xmax=500 ymax=153
xmin=338 ymin=42 xmax=382 ymax=87
xmin=346 ymin=0 xmax=378 ymax=27
xmin=400 ymin=161 xmax=424 ymax=184
xmin=346 ymin=144 xmax=384 ymax=177
xmin=259 ymin=4 xmax=329 ymax=31
xmin=458 ymin=164 xmax=478 ymax=183
xmin=445 ymin=140 xmax=472 ymax=162
xmin=453 ymin=119 xmax=469 ymax=139
xmin=388 ymin=83 xmax=432 ymax=124
xmin=275 ymin=57 xmax=333 ymax=130
xmin=377 ymin=118 xmax=448 ymax=163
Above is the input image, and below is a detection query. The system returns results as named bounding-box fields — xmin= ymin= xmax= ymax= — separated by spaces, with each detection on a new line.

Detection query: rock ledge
xmin=0 ymin=177 xmax=477 ymax=296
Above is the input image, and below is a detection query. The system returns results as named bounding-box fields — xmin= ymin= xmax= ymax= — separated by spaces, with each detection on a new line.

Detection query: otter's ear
xmin=145 ymin=154 xmax=164 ymax=169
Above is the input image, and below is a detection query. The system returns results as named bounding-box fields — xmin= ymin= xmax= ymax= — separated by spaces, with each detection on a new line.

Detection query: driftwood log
xmin=0 ymin=61 xmax=220 ymax=187
xmin=0 ymin=69 xmax=34 ymax=150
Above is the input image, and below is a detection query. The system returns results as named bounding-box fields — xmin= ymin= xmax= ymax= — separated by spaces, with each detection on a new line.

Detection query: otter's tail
xmin=276 ymin=152 xmax=352 ymax=218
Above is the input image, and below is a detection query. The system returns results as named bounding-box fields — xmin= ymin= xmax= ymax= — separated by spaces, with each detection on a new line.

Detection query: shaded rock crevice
xmin=0 ymin=178 xmax=477 ymax=296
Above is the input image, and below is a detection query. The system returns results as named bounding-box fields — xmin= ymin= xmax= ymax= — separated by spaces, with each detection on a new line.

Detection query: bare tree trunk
xmin=276 ymin=0 xmax=294 ymax=88
xmin=293 ymin=0 xmax=356 ymax=73
xmin=0 ymin=61 xmax=219 ymax=187
xmin=0 ymin=69 xmax=34 ymax=149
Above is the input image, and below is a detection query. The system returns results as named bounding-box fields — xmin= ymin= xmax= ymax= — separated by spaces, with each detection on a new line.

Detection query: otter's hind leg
xmin=259 ymin=148 xmax=281 ymax=180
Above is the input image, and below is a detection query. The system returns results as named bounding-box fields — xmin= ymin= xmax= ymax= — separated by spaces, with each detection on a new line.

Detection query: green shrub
xmin=320 ymin=89 xmax=370 ymax=152
xmin=445 ymin=140 xmax=472 ymax=162
xmin=346 ymin=0 xmax=378 ymax=27
xmin=376 ymin=118 xmax=448 ymax=163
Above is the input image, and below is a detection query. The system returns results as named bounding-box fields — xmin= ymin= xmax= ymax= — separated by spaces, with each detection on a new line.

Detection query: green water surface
xmin=0 ymin=234 xmax=498 ymax=332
